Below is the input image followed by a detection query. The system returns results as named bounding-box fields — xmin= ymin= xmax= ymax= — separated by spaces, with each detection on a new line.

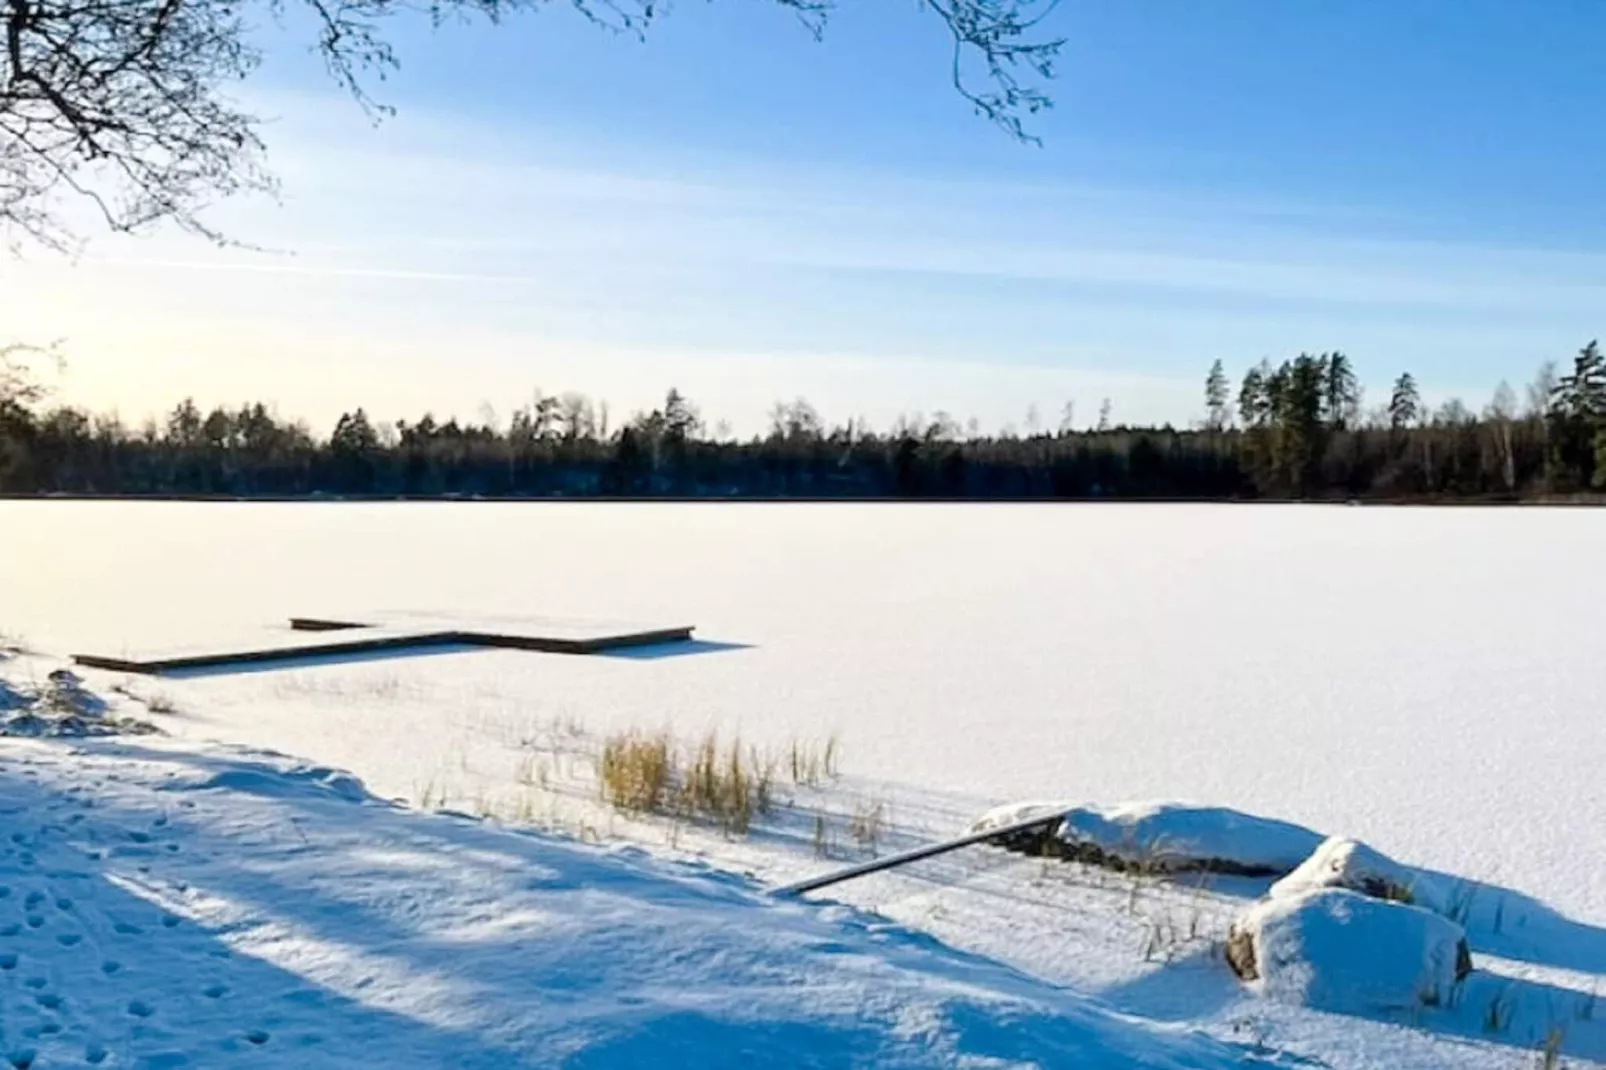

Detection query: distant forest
xmin=3 ymin=345 xmax=1605 ymax=501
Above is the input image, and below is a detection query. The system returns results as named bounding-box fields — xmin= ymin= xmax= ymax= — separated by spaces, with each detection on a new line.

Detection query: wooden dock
xmin=73 ymin=612 xmax=695 ymax=675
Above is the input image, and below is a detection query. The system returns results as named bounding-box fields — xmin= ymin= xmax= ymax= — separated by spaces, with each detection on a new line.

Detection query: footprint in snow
xmin=24 ymin=915 xmax=43 ymax=929
xmin=202 ymin=983 xmax=227 ymax=999
xmin=7 ymin=1047 xmax=36 ymax=1070
xmin=85 ymin=1045 xmax=108 ymax=1065
xmin=114 ymin=922 xmax=143 ymax=935
xmin=102 ymin=960 xmax=121 ymax=975
xmin=0 ymin=953 xmax=16 ymax=970
xmin=126 ymin=999 xmax=154 ymax=1018
xmin=55 ymin=898 xmax=71 ymax=911
xmin=34 ymin=992 xmax=61 ymax=1010
xmin=23 ymin=891 xmax=43 ymax=909
xmin=244 ymin=1031 xmax=270 ymax=1046
xmin=0 ymin=924 xmax=19 ymax=937
xmin=161 ymin=914 xmax=180 ymax=929
xmin=24 ymin=977 xmax=46 ymax=989
xmin=56 ymin=933 xmax=82 ymax=947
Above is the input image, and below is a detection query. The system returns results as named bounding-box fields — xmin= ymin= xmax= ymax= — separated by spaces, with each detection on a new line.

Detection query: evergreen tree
xmin=1545 ymin=340 xmax=1606 ymax=488
xmin=1204 ymin=360 xmax=1230 ymax=430
xmin=330 ymin=409 xmax=379 ymax=453
xmin=1238 ymin=364 xmax=1269 ymax=428
xmin=1552 ymin=340 xmax=1606 ymax=418
xmin=662 ymin=388 xmax=700 ymax=444
xmin=1389 ymin=374 xmax=1420 ymax=430
xmin=1276 ymin=354 xmax=1328 ymax=492
xmin=1322 ymin=352 xmax=1360 ymax=429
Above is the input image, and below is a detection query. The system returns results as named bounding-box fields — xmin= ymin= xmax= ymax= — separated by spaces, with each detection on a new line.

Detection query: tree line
xmin=2 ymin=342 xmax=1604 ymax=500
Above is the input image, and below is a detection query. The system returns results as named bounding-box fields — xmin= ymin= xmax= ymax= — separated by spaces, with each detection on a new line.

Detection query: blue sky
xmin=6 ymin=0 xmax=1604 ymax=434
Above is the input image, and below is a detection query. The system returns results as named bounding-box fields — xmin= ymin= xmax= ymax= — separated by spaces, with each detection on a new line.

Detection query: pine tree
xmin=1204 ymin=360 xmax=1230 ymax=430
xmin=1553 ymin=340 xmax=1606 ymax=418
xmin=1546 ymin=341 xmax=1606 ymax=488
xmin=1389 ymin=374 xmax=1420 ymax=431
xmin=1278 ymin=354 xmax=1328 ymax=492
xmin=1238 ymin=364 xmax=1268 ymax=428
xmin=1322 ymin=352 xmax=1360 ymax=429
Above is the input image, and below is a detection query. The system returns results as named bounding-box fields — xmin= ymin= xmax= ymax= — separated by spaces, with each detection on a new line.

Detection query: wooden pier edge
xmin=73 ymin=618 xmax=698 ymax=675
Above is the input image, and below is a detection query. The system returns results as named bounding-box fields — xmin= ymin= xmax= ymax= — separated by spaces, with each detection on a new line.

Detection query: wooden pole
xmin=772 ymin=811 xmax=1063 ymax=897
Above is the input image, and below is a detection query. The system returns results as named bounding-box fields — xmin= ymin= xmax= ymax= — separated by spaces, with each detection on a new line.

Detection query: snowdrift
xmin=0 ymin=738 xmax=1286 ymax=1069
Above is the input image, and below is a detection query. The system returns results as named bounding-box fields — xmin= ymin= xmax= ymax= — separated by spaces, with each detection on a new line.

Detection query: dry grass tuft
xmin=600 ymin=728 xmax=831 ymax=836
xmin=849 ymin=798 xmax=887 ymax=855
xmin=1537 ymin=1026 xmax=1565 ymax=1070
xmin=599 ymin=730 xmax=673 ymax=815
xmin=788 ymin=734 xmax=842 ymax=788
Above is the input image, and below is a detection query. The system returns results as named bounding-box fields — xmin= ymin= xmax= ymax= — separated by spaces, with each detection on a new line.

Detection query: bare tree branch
xmin=2 ymin=0 xmax=1062 ymax=246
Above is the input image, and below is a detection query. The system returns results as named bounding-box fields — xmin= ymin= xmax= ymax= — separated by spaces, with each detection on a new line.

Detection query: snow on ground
xmin=2 ymin=501 xmax=1604 ymax=1066
xmin=3 ymin=656 xmax=1602 ymax=1069
xmin=0 ymin=734 xmax=1293 ymax=1069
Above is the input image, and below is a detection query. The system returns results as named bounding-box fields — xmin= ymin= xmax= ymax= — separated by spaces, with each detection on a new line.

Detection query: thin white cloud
xmin=7 ymin=88 xmax=1597 ymax=434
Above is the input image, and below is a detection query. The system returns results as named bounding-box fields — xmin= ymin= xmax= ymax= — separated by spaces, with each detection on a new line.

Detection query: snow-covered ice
xmin=2 ymin=501 xmax=1604 ymax=1067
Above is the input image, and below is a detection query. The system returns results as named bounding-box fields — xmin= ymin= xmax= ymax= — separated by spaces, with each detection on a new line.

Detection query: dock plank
xmin=74 ymin=613 xmax=695 ymax=674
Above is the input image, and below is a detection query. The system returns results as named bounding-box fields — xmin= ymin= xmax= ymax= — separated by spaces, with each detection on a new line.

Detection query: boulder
xmin=1 ymin=712 xmax=51 ymax=737
xmin=1225 ymin=888 xmax=1472 ymax=1013
xmin=1054 ymin=802 xmax=1324 ymax=876
xmin=1269 ymin=836 xmax=1452 ymax=916
xmin=967 ymin=801 xmax=1072 ymax=853
xmin=968 ymin=801 xmax=1069 ymax=834
xmin=0 ymin=679 xmax=31 ymax=711
xmin=42 ymin=670 xmax=108 ymax=717
xmin=969 ymin=800 xmax=1326 ymax=875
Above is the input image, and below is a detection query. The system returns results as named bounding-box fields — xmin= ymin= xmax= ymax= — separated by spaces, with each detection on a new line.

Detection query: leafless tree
xmin=0 ymin=340 xmax=61 ymax=406
xmin=1 ymin=0 xmax=1063 ymax=249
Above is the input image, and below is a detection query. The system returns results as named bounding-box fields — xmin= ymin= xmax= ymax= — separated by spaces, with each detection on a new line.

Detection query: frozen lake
xmin=3 ymin=501 xmax=1603 ymax=923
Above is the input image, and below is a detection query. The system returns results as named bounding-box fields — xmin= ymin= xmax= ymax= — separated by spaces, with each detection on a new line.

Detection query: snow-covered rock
xmin=968 ymin=800 xmax=1071 ymax=833
xmin=1270 ymin=836 xmax=1453 ymax=916
xmin=1225 ymin=888 xmax=1472 ymax=1013
xmin=0 ymin=672 xmax=156 ymax=737
xmin=1053 ymin=801 xmax=1325 ymax=876
xmin=42 ymin=668 xmax=107 ymax=716
xmin=0 ymin=678 xmax=31 ymax=710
